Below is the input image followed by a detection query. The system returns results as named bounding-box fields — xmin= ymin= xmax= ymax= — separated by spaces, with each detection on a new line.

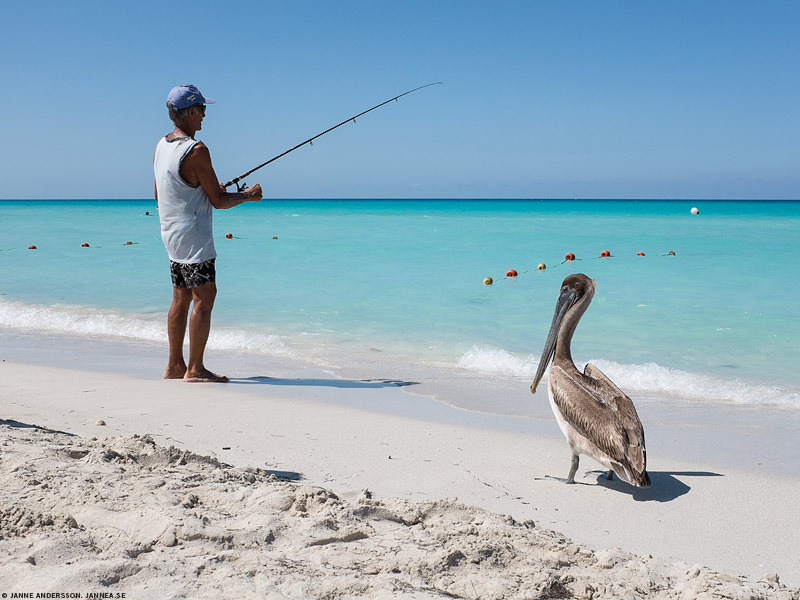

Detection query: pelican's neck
xmin=554 ymin=290 xmax=593 ymax=367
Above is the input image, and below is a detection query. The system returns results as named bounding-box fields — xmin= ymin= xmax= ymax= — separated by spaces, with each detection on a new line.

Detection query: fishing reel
xmin=223 ymin=179 xmax=247 ymax=192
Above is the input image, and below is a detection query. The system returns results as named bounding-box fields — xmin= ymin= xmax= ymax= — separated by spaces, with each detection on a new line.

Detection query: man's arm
xmin=181 ymin=142 xmax=262 ymax=209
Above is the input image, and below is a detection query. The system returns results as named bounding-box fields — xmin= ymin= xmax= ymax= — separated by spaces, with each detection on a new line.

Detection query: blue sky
xmin=1 ymin=1 xmax=798 ymax=199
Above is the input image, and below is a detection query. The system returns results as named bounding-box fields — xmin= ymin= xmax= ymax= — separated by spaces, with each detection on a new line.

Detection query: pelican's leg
xmin=606 ymin=470 xmax=614 ymax=481
xmin=566 ymin=454 xmax=579 ymax=484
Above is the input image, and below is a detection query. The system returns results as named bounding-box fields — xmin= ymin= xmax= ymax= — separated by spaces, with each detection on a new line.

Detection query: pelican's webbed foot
xmin=566 ymin=454 xmax=579 ymax=484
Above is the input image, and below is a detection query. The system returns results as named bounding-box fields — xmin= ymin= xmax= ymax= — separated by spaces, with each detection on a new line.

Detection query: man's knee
xmin=191 ymin=282 xmax=217 ymax=310
xmin=171 ymin=288 xmax=193 ymax=310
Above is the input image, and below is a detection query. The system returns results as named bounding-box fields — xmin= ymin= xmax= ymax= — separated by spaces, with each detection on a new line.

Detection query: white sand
xmin=1 ymin=357 xmax=799 ymax=599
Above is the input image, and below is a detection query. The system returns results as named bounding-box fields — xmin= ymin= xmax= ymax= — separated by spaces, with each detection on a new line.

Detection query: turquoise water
xmin=2 ymin=199 xmax=799 ymax=410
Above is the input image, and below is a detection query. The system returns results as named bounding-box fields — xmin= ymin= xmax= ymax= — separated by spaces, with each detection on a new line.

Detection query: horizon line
xmin=2 ymin=197 xmax=799 ymax=202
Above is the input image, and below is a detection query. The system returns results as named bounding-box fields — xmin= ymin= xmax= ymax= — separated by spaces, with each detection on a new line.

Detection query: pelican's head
xmin=530 ymin=273 xmax=596 ymax=394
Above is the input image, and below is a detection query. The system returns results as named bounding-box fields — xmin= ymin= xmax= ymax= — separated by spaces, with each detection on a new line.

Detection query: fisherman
xmin=154 ymin=84 xmax=262 ymax=382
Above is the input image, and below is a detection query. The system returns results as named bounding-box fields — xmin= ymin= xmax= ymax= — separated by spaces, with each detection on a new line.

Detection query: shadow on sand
xmin=262 ymin=469 xmax=303 ymax=482
xmin=0 ymin=418 xmax=75 ymax=436
xmin=231 ymin=376 xmax=418 ymax=389
xmin=2 ymin=418 xmax=305 ymax=481
xmin=592 ymin=470 xmax=723 ymax=502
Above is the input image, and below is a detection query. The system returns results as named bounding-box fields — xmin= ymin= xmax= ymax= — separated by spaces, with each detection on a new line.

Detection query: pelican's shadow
xmin=592 ymin=470 xmax=723 ymax=502
xmin=231 ymin=376 xmax=418 ymax=389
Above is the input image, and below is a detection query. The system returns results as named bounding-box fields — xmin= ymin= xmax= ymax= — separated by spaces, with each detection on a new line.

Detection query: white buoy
xmin=691 ymin=207 xmax=699 ymax=215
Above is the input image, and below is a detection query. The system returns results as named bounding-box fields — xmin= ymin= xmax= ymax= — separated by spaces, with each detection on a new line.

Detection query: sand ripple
xmin=1 ymin=424 xmax=796 ymax=599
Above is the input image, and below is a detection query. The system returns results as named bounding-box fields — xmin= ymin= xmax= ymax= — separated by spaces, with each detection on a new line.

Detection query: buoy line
xmin=486 ymin=250 xmax=679 ymax=285
xmin=9 ymin=234 xmax=283 ymax=251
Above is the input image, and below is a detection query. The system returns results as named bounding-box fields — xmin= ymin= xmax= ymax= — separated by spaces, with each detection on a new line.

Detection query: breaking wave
xmin=0 ymin=299 xmax=292 ymax=357
xmin=457 ymin=346 xmax=800 ymax=409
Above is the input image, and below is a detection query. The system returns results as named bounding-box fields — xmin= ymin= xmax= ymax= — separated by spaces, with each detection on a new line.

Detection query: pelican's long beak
xmin=530 ymin=285 xmax=577 ymax=394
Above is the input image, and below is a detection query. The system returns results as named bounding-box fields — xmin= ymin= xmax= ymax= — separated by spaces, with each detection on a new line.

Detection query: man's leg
xmin=164 ymin=287 xmax=192 ymax=379
xmin=184 ymin=282 xmax=229 ymax=382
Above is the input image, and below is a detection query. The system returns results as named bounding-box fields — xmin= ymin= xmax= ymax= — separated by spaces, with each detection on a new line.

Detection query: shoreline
xmin=4 ymin=327 xmax=800 ymax=475
xmin=2 ymin=328 xmax=800 ymax=594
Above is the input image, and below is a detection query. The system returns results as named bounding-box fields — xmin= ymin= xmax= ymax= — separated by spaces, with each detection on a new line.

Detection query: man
xmin=154 ymin=84 xmax=262 ymax=382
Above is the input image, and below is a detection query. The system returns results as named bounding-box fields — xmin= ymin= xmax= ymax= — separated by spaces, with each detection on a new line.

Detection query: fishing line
xmin=223 ymin=82 xmax=443 ymax=191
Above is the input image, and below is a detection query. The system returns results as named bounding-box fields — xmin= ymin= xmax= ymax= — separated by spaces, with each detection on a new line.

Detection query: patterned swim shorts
xmin=170 ymin=259 xmax=216 ymax=289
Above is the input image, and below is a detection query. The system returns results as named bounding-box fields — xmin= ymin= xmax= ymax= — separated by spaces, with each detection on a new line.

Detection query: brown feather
xmin=584 ymin=363 xmax=648 ymax=480
xmin=550 ymin=363 xmax=650 ymax=487
xmin=550 ymin=366 xmax=629 ymax=463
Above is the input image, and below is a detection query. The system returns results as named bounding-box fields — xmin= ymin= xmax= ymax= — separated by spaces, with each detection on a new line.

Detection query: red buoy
xmin=637 ymin=251 xmax=645 ymax=256
xmin=506 ymin=269 xmax=518 ymax=277
xmin=565 ymin=252 xmax=576 ymax=261
xmin=600 ymin=250 xmax=611 ymax=258
xmin=81 ymin=242 xmax=90 ymax=247
xmin=225 ymin=233 xmax=233 ymax=239
xmin=28 ymin=245 xmax=37 ymax=250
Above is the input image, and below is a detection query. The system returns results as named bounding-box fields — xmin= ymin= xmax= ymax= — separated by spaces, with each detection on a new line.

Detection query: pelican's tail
xmin=610 ymin=449 xmax=651 ymax=488
xmin=630 ymin=467 xmax=651 ymax=488
xmin=640 ymin=470 xmax=652 ymax=487
xmin=609 ymin=461 xmax=651 ymax=488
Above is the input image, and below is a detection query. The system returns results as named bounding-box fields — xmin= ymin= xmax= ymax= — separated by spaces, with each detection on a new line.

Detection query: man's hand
xmin=243 ymin=184 xmax=262 ymax=202
xmin=209 ymin=181 xmax=262 ymax=209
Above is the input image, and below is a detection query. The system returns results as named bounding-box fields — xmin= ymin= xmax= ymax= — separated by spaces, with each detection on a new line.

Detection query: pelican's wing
xmin=583 ymin=363 xmax=646 ymax=441
xmin=584 ymin=363 xmax=649 ymax=482
xmin=548 ymin=365 xmax=629 ymax=464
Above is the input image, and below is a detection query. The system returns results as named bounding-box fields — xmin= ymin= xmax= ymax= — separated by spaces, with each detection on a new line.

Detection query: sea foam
xmin=3 ymin=297 xmax=799 ymax=410
xmin=457 ymin=346 xmax=800 ymax=409
xmin=0 ymin=300 xmax=293 ymax=357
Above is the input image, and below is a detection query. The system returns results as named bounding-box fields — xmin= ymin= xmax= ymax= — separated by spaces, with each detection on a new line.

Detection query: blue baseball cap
xmin=167 ymin=84 xmax=216 ymax=110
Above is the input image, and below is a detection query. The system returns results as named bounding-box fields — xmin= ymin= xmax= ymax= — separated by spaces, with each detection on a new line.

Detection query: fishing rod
xmin=223 ymin=82 xmax=442 ymax=191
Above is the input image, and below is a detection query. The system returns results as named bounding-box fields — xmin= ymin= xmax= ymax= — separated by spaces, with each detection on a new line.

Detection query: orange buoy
xmin=565 ymin=252 xmax=576 ymax=261
xmin=28 ymin=245 xmax=37 ymax=250
xmin=668 ymin=250 xmax=676 ymax=256
xmin=81 ymin=242 xmax=90 ymax=247
xmin=537 ymin=263 xmax=546 ymax=270
xmin=506 ymin=269 xmax=518 ymax=277
xmin=483 ymin=277 xmax=493 ymax=286
xmin=600 ymin=250 xmax=611 ymax=258
xmin=225 ymin=233 xmax=233 ymax=239
xmin=125 ymin=241 xmax=133 ymax=245
xmin=272 ymin=236 xmax=278 ymax=240
xmin=636 ymin=251 xmax=645 ymax=256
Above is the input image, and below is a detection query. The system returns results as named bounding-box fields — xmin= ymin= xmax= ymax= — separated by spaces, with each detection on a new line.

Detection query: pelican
xmin=531 ymin=273 xmax=650 ymax=488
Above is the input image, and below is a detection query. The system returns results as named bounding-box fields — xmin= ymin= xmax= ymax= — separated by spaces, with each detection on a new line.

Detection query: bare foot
xmin=184 ymin=368 xmax=229 ymax=383
xmin=163 ymin=365 xmax=187 ymax=379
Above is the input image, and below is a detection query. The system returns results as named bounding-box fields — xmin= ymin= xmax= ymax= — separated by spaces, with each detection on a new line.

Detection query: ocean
xmin=2 ymin=199 xmax=799 ymax=415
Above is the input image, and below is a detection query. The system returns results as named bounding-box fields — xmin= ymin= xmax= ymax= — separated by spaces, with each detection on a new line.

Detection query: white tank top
xmin=153 ymin=136 xmax=216 ymax=263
